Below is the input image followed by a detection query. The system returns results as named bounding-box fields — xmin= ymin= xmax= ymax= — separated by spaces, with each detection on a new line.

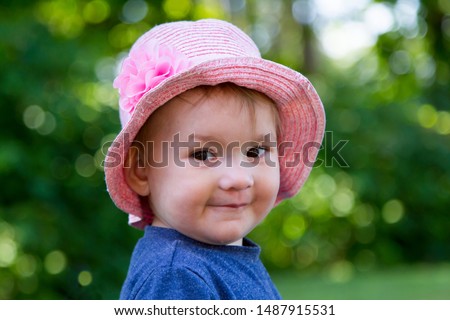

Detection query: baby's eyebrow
xmin=190 ymin=134 xmax=219 ymax=142
xmin=188 ymin=132 xmax=277 ymax=145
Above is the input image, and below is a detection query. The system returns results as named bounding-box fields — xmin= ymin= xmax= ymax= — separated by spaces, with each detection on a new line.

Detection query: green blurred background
xmin=1 ymin=0 xmax=449 ymax=299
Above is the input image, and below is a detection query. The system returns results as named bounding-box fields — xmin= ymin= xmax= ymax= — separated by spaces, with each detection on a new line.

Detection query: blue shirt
xmin=120 ymin=226 xmax=281 ymax=300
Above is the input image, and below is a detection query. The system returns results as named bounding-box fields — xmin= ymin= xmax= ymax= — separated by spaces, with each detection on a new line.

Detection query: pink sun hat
xmin=105 ymin=19 xmax=325 ymax=229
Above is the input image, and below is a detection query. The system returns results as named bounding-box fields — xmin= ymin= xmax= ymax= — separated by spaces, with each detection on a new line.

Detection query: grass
xmin=271 ymin=263 xmax=450 ymax=300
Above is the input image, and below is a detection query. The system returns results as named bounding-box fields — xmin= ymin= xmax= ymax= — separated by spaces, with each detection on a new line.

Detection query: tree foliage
xmin=0 ymin=0 xmax=449 ymax=298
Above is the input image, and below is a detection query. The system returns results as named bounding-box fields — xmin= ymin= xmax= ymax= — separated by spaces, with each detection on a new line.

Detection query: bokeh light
xmin=0 ymin=239 xmax=17 ymax=268
xmin=382 ymin=199 xmax=404 ymax=224
xmin=75 ymin=153 xmax=97 ymax=177
xmin=331 ymin=189 xmax=355 ymax=217
xmin=283 ymin=214 xmax=307 ymax=241
xmin=417 ymin=104 xmax=438 ymax=128
xmin=35 ymin=0 xmax=85 ymax=38
xmin=326 ymin=260 xmax=354 ymax=283
xmin=78 ymin=270 xmax=93 ymax=286
xmin=44 ymin=250 xmax=67 ymax=275
xmin=163 ymin=0 xmax=192 ymax=19
xmin=23 ymin=105 xmax=45 ymax=130
xmin=83 ymin=0 xmax=110 ymax=24
xmin=122 ymin=0 xmax=148 ymax=23
xmin=23 ymin=105 xmax=57 ymax=135
xmin=389 ymin=50 xmax=412 ymax=75
xmin=14 ymin=254 xmax=38 ymax=278
xmin=363 ymin=2 xmax=395 ymax=35
xmin=0 ymin=222 xmax=17 ymax=268
xmin=352 ymin=204 xmax=375 ymax=227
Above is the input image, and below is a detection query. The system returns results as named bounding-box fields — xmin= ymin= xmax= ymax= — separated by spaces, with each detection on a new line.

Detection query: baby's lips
xmin=209 ymin=202 xmax=249 ymax=208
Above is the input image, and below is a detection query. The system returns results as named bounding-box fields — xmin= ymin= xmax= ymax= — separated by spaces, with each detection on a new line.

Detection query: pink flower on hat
xmin=113 ymin=40 xmax=192 ymax=115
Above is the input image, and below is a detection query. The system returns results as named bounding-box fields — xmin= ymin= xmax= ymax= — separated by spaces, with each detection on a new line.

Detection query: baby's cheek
xmin=263 ymin=162 xmax=280 ymax=188
xmin=262 ymin=171 xmax=280 ymax=207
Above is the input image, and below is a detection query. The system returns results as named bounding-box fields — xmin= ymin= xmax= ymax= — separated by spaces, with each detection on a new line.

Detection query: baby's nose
xmin=218 ymin=164 xmax=254 ymax=191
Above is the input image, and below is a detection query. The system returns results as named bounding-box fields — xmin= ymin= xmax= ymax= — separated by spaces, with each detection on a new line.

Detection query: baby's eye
xmin=246 ymin=146 xmax=267 ymax=158
xmin=191 ymin=149 xmax=216 ymax=161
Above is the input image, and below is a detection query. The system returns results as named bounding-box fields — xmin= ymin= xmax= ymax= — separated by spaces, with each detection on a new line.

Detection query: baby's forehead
xmin=169 ymin=84 xmax=278 ymax=123
xmin=172 ymin=84 xmax=272 ymax=108
xmin=136 ymin=83 xmax=280 ymax=141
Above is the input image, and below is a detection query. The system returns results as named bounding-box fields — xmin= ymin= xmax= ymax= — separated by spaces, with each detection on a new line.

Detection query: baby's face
xmin=141 ymin=88 xmax=280 ymax=245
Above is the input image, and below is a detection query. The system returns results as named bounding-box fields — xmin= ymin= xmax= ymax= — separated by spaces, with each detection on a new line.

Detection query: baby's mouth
xmin=210 ymin=203 xmax=248 ymax=209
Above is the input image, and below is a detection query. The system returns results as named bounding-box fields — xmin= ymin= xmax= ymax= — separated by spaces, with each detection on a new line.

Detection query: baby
xmin=105 ymin=19 xmax=325 ymax=299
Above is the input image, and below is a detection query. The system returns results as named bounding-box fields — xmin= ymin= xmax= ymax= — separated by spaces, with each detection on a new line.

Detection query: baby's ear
xmin=123 ymin=145 xmax=150 ymax=196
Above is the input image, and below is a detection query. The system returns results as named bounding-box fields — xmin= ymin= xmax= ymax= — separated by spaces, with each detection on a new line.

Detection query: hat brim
xmin=105 ymin=56 xmax=325 ymax=229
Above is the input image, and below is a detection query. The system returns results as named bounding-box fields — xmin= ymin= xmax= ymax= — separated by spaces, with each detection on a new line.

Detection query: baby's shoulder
xmin=133 ymin=235 xmax=209 ymax=268
xmin=122 ymin=238 xmax=217 ymax=299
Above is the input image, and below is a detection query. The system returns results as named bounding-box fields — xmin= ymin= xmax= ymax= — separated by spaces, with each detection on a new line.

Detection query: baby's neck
xmin=227 ymin=239 xmax=243 ymax=246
